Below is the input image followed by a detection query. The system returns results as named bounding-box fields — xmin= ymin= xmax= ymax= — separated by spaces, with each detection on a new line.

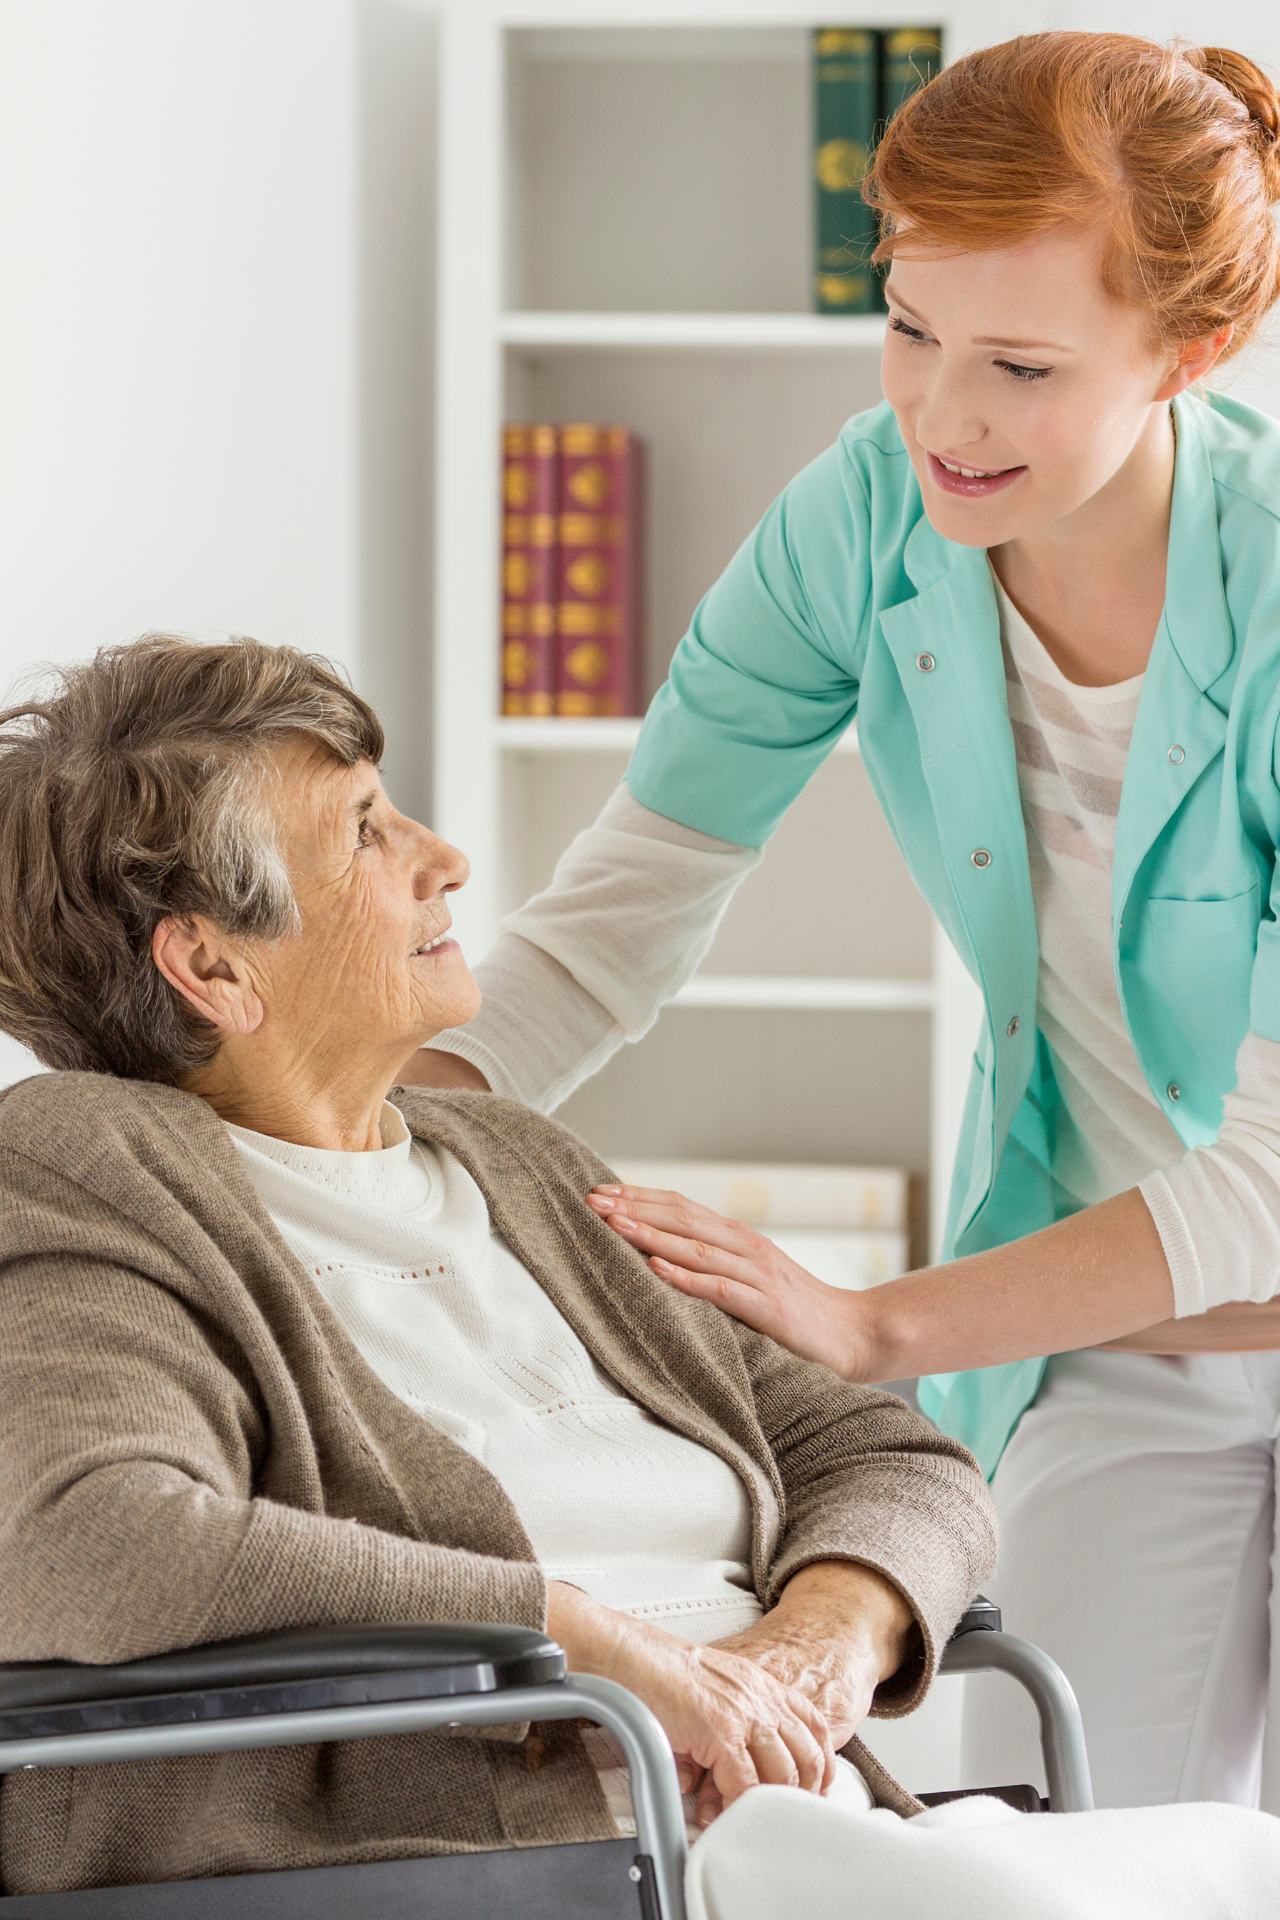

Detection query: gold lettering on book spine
xmin=558 ymin=603 xmax=621 ymax=637
xmin=559 ymin=513 xmax=622 ymax=547
xmin=503 ymin=552 xmax=532 ymax=597
xmin=562 ymin=642 xmax=612 ymax=688
xmin=565 ymin=552 xmax=610 ymax=597
xmin=557 ymin=691 xmax=623 ymax=717
xmin=505 ymin=512 xmax=556 ymax=547
xmin=566 ymin=462 xmax=609 ymax=509
xmin=815 ymin=27 xmax=874 ymax=56
xmin=815 ymin=138 xmax=867 ymax=192
xmin=560 ymin=424 xmax=604 ymax=457
xmin=816 ymin=271 xmax=871 ymax=305
xmin=503 ymin=642 xmax=531 ymax=688
xmin=504 ymin=463 xmax=533 ymax=508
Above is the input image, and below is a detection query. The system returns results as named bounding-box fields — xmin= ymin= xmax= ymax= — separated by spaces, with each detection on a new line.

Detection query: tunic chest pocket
xmin=1146 ymin=886 xmax=1261 ymax=1082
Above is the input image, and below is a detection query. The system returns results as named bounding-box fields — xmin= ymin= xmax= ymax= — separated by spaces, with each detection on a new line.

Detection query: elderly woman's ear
xmin=152 ymin=916 xmax=265 ymax=1038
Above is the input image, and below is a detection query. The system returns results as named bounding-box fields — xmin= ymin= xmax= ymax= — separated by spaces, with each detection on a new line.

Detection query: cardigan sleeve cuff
xmin=764 ymin=1459 xmax=999 ymax=1719
xmin=1139 ymin=1170 xmax=1206 ymax=1319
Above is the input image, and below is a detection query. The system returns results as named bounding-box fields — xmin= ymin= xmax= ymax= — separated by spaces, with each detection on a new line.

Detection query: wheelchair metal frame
xmin=0 ymin=1603 xmax=1092 ymax=1920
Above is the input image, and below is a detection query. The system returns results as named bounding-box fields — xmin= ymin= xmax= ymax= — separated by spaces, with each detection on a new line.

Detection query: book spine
xmin=555 ymin=425 xmax=643 ymax=717
xmin=812 ymin=27 xmax=881 ymax=315
xmin=501 ymin=424 xmax=558 ymax=717
xmin=882 ymin=27 xmax=942 ymax=123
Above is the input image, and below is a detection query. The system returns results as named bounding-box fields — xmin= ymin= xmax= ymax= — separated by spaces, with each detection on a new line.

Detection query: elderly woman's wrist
xmin=545 ymin=1579 xmax=630 ymax=1677
xmin=775 ymin=1559 xmax=915 ymax=1680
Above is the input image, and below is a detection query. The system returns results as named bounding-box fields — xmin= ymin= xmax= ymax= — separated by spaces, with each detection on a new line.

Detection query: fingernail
xmin=589 ymin=1194 xmax=616 ymax=1210
xmin=610 ymin=1213 xmax=634 ymax=1230
xmin=651 ymin=1257 xmax=673 ymax=1272
xmin=594 ymin=1185 xmax=622 ymax=1194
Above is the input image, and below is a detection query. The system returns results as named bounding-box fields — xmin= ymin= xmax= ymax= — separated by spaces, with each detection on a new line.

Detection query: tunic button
xmin=1167 ymin=745 xmax=1185 ymax=765
xmin=971 ymin=848 xmax=992 ymax=868
xmin=916 ymin=651 xmax=936 ymax=673
xmin=1167 ymin=1081 xmax=1181 ymax=1102
xmin=1007 ymin=1016 xmax=1020 ymax=1037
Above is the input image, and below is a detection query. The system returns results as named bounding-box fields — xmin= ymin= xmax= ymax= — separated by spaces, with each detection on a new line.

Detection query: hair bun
xmin=1192 ymin=45 xmax=1280 ymax=199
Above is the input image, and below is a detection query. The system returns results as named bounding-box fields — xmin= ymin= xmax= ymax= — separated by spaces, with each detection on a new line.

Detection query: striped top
xmin=995 ymin=571 xmax=1185 ymax=1210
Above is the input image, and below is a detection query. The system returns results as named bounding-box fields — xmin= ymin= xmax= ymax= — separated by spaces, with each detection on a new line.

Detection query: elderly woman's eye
xmin=354 ymin=818 xmax=375 ymax=851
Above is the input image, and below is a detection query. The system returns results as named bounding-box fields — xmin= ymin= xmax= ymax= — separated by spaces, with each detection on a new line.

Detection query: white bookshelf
xmin=435 ymin=0 xmax=989 ymax=1263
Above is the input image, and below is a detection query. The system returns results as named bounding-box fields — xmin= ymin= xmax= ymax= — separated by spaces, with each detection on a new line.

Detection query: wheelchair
xmin=0 ymin=1597 xmax=1092 ymax=1919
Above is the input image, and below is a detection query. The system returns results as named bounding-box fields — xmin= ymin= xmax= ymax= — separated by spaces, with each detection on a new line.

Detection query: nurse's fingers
xmin=652 ymin=1253 xmax=859 ymax=1376
xmin=587 ymin=1185 xmax=760 ymax=1260
xmin=602 ymin=1210 xmax=773 ymax=1282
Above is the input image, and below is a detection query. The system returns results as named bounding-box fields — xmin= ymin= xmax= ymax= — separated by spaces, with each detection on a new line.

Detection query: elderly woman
xmin=0 ymin=636 xmax=997 ymax=1898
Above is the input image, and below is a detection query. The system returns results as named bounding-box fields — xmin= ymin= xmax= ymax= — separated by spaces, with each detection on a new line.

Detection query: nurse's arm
xmin=1101 ymin=1298 xmax=1280 ymax=1352
xmin=587 ymin=1184 xmax=1177 ymax=1382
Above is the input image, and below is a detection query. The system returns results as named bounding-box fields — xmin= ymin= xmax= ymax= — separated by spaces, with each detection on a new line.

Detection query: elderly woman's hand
xmin=586 ymin=1184 xmax=870 ymax=1380
xmin=546 ymin=1582 xmax=836 ymax=1826
xmin=691 ymin=1560 xmax=917 ymax=1825
xmin=712 ymin=1560 xmax=915 ymax=1747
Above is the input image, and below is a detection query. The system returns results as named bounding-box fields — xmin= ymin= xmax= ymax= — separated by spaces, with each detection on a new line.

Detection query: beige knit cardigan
xmin=0 ymin=1072 xmax=997 ymax=1896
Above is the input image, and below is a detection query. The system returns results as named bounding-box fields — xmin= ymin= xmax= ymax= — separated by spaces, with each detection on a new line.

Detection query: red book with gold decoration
xmin=555 ymin=424 xmax=644 ymax=717
xmin=501 ymin=424 xmax=558 ymax=716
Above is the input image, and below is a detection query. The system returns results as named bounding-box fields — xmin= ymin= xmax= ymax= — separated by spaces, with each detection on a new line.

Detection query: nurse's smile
xmin=926 ymin=451 xmax=1028 ymax=496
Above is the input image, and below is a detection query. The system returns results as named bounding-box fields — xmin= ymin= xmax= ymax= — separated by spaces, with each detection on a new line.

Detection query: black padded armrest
xmin=949 ymin=1596 xmax=1001 ymax=1640
xmin=0 ymin=1622 xmax=565 ymax=1743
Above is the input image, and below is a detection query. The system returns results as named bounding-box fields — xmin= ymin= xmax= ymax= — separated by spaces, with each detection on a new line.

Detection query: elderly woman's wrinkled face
xmin=259 ymin=738 xmax=479 ymax=1057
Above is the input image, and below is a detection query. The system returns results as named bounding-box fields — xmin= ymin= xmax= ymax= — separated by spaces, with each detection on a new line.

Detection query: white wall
xmin=2 ymin=0 xmax=1279 ymax=1096
xmin=0 ymin=0 xmax=437 ymax=1087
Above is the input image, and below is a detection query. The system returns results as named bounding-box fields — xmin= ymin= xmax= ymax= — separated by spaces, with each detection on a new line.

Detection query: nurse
xmin=407 ymin=34 xmax=1280 ymax=1810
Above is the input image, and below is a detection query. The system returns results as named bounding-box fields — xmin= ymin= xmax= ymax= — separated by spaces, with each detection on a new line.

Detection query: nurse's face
xmin=880 ymin=226 xmax=1223 ymax=549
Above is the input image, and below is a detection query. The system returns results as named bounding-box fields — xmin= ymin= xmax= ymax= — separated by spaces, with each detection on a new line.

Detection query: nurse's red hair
xmin=866 ymin=32 xmax=1280 ymax=361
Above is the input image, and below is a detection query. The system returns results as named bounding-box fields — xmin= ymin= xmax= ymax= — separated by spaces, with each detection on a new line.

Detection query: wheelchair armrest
xmin=0 ymin=1622 xmax=565 ymax=1742
xmin=947 ymin=1595 xmax=1001 ymax=1642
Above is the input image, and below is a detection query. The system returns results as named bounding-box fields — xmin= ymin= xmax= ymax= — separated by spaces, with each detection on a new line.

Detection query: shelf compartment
xmin=500 ymin=312 xmax=887 ymax=351
xmin=673 ymin=975 xmax=934 ymax=1011
xmin=507 ymin=28 xmax=813 ymax=314
xmin=503 ymin=346 xmax=884 ymax=707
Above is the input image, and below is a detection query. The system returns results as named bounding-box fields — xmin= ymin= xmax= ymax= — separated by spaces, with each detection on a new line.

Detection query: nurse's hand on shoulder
xmin=586 ymin=1183 xmax=867 ymax=1380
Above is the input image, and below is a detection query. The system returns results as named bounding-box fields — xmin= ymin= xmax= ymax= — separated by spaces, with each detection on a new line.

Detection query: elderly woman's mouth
xmin=410 ymin=932 xmax=456 ymax=958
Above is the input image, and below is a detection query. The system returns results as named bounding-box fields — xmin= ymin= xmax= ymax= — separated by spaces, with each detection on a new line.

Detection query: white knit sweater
xmin=227 ymin=1104 xmax=764 ymax=1646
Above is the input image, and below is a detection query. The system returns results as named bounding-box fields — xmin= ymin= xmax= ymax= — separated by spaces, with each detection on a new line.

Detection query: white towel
xmin=685 ymin=1787 xmax=1280 ymax=1920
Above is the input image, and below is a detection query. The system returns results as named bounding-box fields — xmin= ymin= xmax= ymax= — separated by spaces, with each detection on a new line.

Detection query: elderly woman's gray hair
xmin=0 ymin=635 xmax=383 ymax=1084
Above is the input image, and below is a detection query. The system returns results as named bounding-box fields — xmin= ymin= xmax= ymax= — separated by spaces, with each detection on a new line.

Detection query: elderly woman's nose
xmin=412 ymin=828 xmax=469 ymax=895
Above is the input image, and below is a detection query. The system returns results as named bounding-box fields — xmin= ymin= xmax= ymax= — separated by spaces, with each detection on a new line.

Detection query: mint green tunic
xmin=626 ymin=391 xmax=1280 ymax=1476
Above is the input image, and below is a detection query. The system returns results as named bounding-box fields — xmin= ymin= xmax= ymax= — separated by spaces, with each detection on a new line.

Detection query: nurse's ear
xmin=1154 ymin=326 xmax=1234 ymax=402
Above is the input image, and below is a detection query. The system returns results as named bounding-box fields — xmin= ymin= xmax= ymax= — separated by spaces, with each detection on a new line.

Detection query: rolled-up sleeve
xmin=626 ymin=439 xmax=869 ymax=846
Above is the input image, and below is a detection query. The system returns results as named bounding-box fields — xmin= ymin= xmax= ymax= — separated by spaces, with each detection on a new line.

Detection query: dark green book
xmin=812 ymin=27 xmax=881 ymax=315
xmin=882 ymin=27 xmax=943 ymax=121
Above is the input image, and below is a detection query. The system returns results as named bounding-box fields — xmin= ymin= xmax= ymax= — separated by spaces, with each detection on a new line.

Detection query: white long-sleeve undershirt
xmin=427 ymin=785 xmax=759 ymax=1111
xmin=427 ymin=784 xmax=1280 ymax=1320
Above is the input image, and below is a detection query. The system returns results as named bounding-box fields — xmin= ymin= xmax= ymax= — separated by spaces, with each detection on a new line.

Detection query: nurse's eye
xmin=996 ymin=359 xmax=1053 ymax=382
xmin=889 ymin=315 xmax=934 ymax=347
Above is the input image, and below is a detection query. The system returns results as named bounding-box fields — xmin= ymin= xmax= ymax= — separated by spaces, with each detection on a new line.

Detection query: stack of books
xmin=813 ymin=26 xmax=942 ymax=314
xmin=608 ymin=1159 xmax=913 ymax=1290
xmin=501 ymin=423 xmax=645 ymax=718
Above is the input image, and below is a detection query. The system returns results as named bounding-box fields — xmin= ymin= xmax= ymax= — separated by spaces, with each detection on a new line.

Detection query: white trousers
xmin=961 ymin=1347 xmax=1280 ymax=1809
